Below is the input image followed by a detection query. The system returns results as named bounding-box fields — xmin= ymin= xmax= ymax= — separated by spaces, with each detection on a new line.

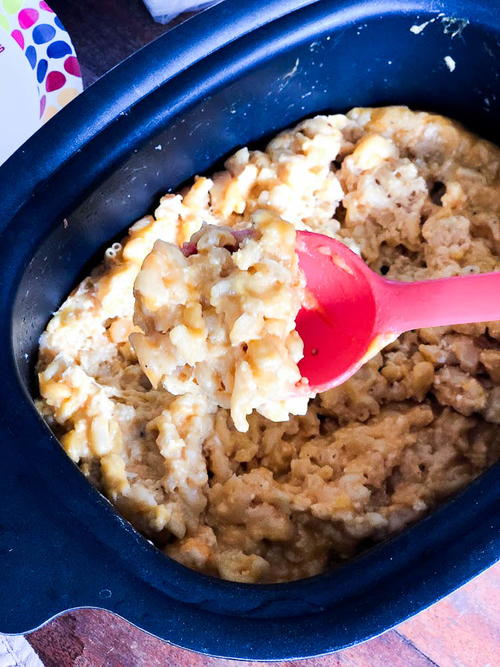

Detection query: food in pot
xmin=37 ymin=106 xmax=500 ymax=583
xmin=131 ymin=212 xmax=311 ymax=433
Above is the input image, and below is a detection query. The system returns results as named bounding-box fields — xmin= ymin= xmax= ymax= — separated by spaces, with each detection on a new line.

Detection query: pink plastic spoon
xmin=296 ymin=231 xmax=500 ymax=393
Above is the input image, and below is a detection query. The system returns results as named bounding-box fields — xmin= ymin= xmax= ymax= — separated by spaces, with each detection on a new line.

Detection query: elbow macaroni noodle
xmin=131 ymin=212 xmax=311 ymax=432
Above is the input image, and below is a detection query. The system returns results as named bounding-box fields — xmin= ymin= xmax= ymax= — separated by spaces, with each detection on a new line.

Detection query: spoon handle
xmin=374 ymin=271 xmax=500 ymax=335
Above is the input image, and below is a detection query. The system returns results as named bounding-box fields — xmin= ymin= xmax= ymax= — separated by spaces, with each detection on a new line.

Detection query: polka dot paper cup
xmin=0 ymin=0 xmax=82 ymax=164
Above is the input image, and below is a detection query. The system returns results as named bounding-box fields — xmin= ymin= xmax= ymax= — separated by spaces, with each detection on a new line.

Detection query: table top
xmin=26 ymin=565 xmax=500 ymax=666
xmin=20 ymin=1 xmax=500 ymax=664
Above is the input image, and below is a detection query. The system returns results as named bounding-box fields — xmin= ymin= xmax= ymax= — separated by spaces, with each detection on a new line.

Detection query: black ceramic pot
xmin=0 ymin=0 xmax=498 ymax=660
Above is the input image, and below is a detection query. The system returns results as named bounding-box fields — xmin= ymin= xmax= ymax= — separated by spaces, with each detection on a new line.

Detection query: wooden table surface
xmin=22 ymin=2 xmax=500 ymax=664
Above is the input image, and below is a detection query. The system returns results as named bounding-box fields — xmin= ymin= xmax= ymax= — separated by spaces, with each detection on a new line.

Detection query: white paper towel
xmin=142 ymin=0 xmax=220 ymax=24
xmin=0 ymin=635 xmax=43 ymax=667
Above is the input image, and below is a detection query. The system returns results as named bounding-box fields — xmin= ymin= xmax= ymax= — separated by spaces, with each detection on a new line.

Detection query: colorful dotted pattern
xmin=1 ymin=0 xmax=82 ymax=122
xmin=46 ymin=39 xmax=70 ymax=58
xmin=18 ymin=7 xmax=37 ymax=28
xmin=32 ymin=22 xmax=55 ymax=43
xmin=11 ymin=26 xmax=22 ymax=46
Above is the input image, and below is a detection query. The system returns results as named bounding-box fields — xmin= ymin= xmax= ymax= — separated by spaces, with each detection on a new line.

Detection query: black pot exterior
xmin=0 ymin=0 xmax=498 ymax=660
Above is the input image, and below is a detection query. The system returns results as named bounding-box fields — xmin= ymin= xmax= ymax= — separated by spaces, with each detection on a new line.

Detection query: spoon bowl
xmin=296 ymin=231 xmax=379 ymax=392
xmin=296 ymin=231 xmax=500 ymax=392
